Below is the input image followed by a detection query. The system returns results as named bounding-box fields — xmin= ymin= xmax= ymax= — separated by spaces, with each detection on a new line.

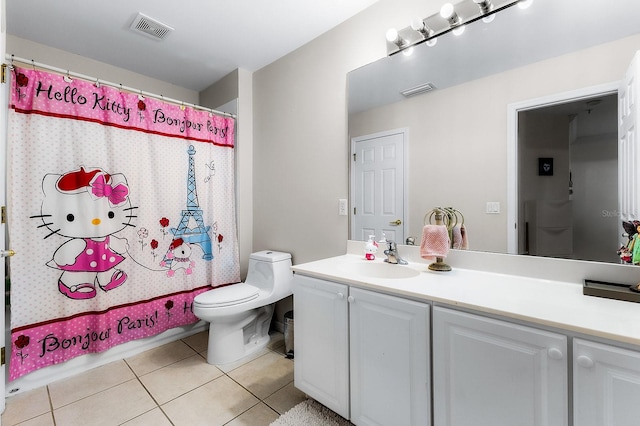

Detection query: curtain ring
xmin=95 ymin=78 xmax=100 ymax=88
xmin=63 ymin=70 xmax=73 ymax=83
xmin=31 ymin=59 xmax=36 ymax=70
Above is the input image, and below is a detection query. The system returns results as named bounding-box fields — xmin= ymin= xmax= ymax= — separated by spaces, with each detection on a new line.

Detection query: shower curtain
xmin=6 ymin=66 xmax=240 ymax=381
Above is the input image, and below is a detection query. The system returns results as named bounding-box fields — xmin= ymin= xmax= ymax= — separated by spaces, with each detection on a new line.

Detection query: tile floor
xmin=1 ymin=331 xmax=307 ymax=426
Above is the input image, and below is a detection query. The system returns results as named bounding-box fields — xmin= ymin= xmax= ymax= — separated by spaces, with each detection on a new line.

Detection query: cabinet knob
xmin=576 ymin=355 xmax=594 ymax=368
xmin=547 ymin=347 xmax=564 ymax=360
xmin=337 ymin=292 xmax=344 ymax=299
xmin=347 ymin=295 xmax=355 ymax=303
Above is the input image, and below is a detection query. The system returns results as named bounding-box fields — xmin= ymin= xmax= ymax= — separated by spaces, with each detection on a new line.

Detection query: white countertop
xmin=292 ymin=249 xmax=640 ymax=347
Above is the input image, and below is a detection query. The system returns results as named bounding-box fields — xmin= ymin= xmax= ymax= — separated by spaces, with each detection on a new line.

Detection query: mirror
xmin=348 ymin=0 xmax=640 ymax=263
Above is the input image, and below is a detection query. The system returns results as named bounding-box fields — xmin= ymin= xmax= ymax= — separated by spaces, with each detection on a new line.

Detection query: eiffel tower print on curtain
xmin=167 ymin=145 xmax=213 ymax=263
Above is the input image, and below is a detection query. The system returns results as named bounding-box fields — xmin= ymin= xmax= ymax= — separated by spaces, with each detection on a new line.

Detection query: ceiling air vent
xmin=401 ymin=83 xmax=436 ymax=98
xmin=130 ymin=13 xmax=174 ymax=41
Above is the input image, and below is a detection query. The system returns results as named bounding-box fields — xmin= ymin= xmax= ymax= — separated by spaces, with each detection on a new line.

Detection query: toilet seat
xmin=194 ymin=283 xmax=259 ymax=308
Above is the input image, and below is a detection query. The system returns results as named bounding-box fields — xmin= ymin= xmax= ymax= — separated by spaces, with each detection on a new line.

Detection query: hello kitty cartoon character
xmin=160 ymin=238 xmax=195 ymax=277
xmin=34 ymin=167 xmax=136 ymax=300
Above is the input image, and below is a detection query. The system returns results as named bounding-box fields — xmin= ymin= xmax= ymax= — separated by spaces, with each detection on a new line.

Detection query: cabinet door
xmin=349 ymin=287 xmax=430 ymax=426
xmin=293 ymin=274 xmax=350 ymax=419
xmin=433 ymin=307 xmax=567 ymax=426
xmin=574 ymin=339 xmax=640 ymax=426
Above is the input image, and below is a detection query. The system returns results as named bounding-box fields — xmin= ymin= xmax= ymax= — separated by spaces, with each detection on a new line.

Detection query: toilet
xmin=193 ymin=250 xmax=293 ymax=365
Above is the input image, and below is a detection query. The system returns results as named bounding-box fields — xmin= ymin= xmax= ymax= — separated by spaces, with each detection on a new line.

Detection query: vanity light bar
xmin=386 ymin=0 xmax=528 ymax=56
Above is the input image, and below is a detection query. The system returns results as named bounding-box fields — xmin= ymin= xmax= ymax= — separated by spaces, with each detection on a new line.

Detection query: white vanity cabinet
xmin=349 ymin=286 xmax=430 ymax=426
xmin=573 ymin=338 xmax=640 ymax=426
xmin=432 ymin=306 xmax=568 ymax=426
xmin=293 ymin=274 xmax=431 ymax=425
xmin=293 ymin=274 xmax=350 ymax=418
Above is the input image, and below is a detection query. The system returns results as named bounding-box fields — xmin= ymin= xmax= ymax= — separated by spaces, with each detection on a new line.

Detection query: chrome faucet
xmin=383 ymin=240 xmax=408 ymax=265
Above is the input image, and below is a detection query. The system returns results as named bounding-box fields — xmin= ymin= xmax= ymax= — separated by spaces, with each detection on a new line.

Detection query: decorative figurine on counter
xmin=617 ymin=220 xmax=640 ymax=293
xmin=617 ymin=220 xmax=640 ymax=264
xmin=364 ymin=235 xmax=378 ymax=260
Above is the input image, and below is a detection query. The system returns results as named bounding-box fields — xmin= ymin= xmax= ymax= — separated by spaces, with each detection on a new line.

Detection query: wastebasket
xmin=284 ymin=310 xmax=294 ymax=359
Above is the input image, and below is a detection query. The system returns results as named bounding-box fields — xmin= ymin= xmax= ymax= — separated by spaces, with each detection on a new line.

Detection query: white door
xmin=433 ymin=306 xmax=568 ymax=426
xmin=574 ymin=339 xmax=640 ymax=426
xmin=293 ymin=275 xmax=350 ymax=419
xmin=349 ymin=287 xmax=430 ymax=426
xmin=351 ymin=129 xmax=406 ymax=244
xmin=1 ymin=0 xmax=7 ymax=414
xmin=619 ymin=50 xmax=640 ymax=224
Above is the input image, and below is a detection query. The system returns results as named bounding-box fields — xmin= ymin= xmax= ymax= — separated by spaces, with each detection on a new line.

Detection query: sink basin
xmin=340 ymin=262 xmax=421 ymax=279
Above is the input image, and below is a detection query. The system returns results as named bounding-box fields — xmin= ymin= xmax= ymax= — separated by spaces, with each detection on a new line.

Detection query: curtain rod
xmin=4 ymin=54 xmax=236 ymax=119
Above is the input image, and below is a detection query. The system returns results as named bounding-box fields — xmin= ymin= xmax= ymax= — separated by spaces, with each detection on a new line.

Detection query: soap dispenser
xmin=364 ymin=235 xmax=378 ymax=260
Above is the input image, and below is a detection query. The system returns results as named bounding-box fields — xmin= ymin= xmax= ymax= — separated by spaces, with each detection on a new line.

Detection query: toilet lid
xmin=194 ymin=283 xmax=259 ymax=307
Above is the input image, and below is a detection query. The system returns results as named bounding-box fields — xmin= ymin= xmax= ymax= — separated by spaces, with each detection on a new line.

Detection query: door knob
xmin=0 ymin=250 xmax=15 ymax=258
xmin=389 ymin=219 xmax=402 ymax=225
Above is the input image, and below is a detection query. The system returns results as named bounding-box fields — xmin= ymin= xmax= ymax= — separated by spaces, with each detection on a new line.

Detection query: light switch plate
xmin=339 ymin=199 xmax=348 ymax=216
xmin=486 ymin=201 xmax=500 ymax=214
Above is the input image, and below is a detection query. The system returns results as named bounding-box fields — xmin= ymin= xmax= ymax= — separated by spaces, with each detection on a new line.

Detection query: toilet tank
xmin=245 ymin=250 xmax=293 ymax=300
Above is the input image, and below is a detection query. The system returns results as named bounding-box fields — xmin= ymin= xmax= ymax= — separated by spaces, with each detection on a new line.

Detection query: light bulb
xmin=518 ymin=0 xmax=534 ymax=9
xmin=410 ymin=17 xmax=425 ymax=32
xmin=452 ymin=25 xmax=466 ymax=36
xmin=426 ymin=38 xmax=438 ymax=47
xmin=411 ymin=17 xmax=433 ymax=41
xmin=402 ymin=47 xmax=414 ymax=56
xmin=386 ymin=28 xmax=399 ymax=43
xmin=440 ymin=3 xmax=454 ymax=19
xmin=482 ymin=14 xmax=495 ymax=23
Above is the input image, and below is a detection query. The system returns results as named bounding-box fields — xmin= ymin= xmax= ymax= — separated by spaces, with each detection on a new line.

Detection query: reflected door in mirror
xmin=351 ymin=129 xmax=406 ymax=243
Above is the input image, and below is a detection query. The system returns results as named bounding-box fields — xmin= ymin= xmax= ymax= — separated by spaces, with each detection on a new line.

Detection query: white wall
xmin=252 ymin=0 xmax=434 ymax=264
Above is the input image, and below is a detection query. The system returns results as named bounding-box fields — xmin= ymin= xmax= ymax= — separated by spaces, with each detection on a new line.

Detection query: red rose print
xmin=15 ymin=335 xmax=30 ymax=349
xmin=165 ymin=300 xmax=174 ymax=310
xmin=217 ymin=234 xmax=223 ymax=243
xmin=138 ymin=100 xmax=146 ymax=111
xmin=159 ymin=217 xmax=169 ymax=228
xmin=150 ymin=239 xmax=159 ymax=250
xmin=16 ymin=73 xmax=28 ymax=87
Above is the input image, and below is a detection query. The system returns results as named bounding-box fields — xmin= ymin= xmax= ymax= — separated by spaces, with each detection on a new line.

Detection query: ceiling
xmin=6 ymin=0 xmax=380 ymax=92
